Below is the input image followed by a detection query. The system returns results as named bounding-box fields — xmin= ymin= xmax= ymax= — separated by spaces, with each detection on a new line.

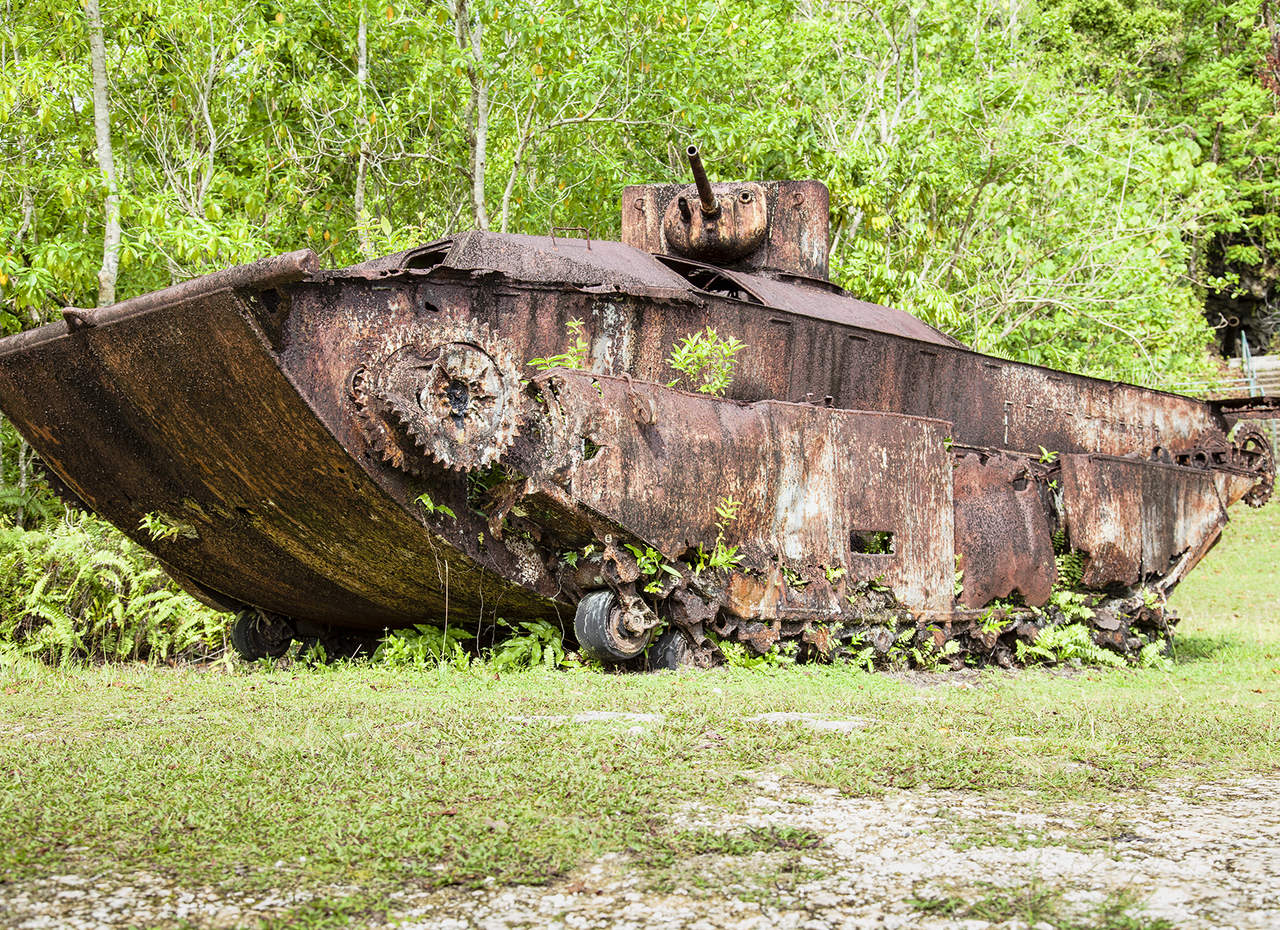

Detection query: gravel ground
xmin=5 ymin=763 xmax=1278 ymax=930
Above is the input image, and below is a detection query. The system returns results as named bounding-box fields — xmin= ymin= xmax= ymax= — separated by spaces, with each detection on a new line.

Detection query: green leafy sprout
xmin=667 ymin=327 xmax=745 ymax=396
xmin=530 ymin=319 xmax=590 ymax=371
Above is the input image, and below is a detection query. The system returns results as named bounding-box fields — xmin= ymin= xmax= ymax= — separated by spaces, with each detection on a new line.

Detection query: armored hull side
xmin=0 ymin=224 xmax=1272 ymax=663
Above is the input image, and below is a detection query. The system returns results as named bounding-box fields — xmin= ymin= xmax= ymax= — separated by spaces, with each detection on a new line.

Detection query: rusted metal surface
xmin=952 ymin=453 xmax=1055 ymax=608
xmin=1060 ymin=454 xmax=1231 ymax=591
xmin=0 ymin=154 xmax=1275 ymax=664
xmin=686 ymin=145 xmax=720 ymax=217
xmin=0 ymin=283 xmax=553 ymax=632
xmin=623 ymin=179 xmax=831 ymax=280
xmin=507 ymin=369 xmax=954 ymax=619
xmin=1 ymin=249 xmax=319 ymax=354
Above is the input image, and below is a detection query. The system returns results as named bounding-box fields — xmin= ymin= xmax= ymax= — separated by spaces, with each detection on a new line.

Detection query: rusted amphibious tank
xmin=1 ymin=147 xmax=1274 ymax=667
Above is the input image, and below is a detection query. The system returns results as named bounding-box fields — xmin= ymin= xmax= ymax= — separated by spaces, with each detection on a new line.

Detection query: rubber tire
xmin=574 ymin=590 xmax=652 ymax=663
xmin=229 ymin=610 xmax=293 ymax=661
xmin=648 ymin=627 xmax=695 ymax=671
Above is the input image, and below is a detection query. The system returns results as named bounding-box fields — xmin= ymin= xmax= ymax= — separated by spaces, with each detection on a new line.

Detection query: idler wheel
xmin=574 ymin=590 xmax=653 ymax=663
xmin=230 ymin=609 xmax=294 ymax=661
xmin=1233 ymin=424 xmax=1275 ymax=508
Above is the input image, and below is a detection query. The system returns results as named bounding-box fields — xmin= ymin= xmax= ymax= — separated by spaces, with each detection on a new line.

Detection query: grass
xmin=910 ymin=883 xmax=1175 ymax=929
xmin=0 ymin=500 xmax=1277 ymax=924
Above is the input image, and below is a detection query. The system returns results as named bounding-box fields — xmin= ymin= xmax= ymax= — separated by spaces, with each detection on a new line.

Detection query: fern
xmin=1054 ymin=550 xmax=1085 ymax=588
xmin=0 ymin=512 xmax=227 ymax=664
xmin=1015 ymin=623 xmax=1125 ymax=668
xmin=491 ymin=620 xmax=565 ymax=670
xmin=374 ymin=623 xmax=470 ymax=667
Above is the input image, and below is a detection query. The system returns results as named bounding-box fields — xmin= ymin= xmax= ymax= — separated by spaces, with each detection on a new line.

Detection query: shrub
xmin=373 ymin=623 xmax=470 ymax=667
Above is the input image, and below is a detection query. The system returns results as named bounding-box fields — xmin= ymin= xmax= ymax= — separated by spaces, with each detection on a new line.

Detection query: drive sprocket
xmin=354 ymin=324 xmax=522 ymax=473
xmin=1232 ymin=424 xmax=1276 ymax=508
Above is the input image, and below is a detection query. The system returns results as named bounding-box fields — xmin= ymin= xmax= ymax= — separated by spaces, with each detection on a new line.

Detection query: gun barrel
xmin=686 ymin=145 xmax=719 ymax=216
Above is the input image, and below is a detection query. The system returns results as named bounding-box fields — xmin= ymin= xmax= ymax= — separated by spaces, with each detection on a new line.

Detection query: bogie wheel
xmin=648 ymin=627 xmax=695 ymax=671
xmin=230 ymin=609 xmax=294 ymax=661
xmin=574 ymin=590 xmax=652 ymax=663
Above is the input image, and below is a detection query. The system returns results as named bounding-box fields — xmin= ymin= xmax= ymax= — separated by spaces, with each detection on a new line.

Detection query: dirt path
xmin=5 ymin=772 xmax=1278 ymax=929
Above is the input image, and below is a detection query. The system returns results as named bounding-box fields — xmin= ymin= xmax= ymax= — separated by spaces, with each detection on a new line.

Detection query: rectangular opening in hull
xmin=851 ymin=530 xmax=895 ymax=554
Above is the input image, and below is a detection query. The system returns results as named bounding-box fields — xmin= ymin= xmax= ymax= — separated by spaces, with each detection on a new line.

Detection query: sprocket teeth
xmin=351 ymin=322 xmax=522 ymax=474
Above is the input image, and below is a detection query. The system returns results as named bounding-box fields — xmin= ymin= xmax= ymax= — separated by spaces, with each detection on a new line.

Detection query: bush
xmin=0 ymin=512 xmax=228 ymax=665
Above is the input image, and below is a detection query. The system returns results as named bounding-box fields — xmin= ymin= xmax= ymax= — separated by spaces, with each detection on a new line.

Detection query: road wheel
xmin=229 ymin=609 xmax=293 ymax=660
xmin=574 ymin=589 xmax=652 ymax=663
xmin=648 ymin=627 xmax=695 ymax=670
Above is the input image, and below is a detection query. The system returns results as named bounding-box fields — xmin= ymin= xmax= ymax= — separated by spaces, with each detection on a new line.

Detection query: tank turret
xmin=621 ymin=145 xmax=831 ymax=280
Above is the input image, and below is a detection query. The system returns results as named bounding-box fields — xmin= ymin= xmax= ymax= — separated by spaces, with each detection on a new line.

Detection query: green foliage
xmin=373 ymin=623 xmax=470 ymax=668
xmin=0 ymin=0 xmax=1263 ymax=385
xmin=0 ymin=425 xmax=61 ymax=527
xmin=1137 ymin=640 xmax=1174 ymax=671
xmin=1016 ymin=623 xmax=1126 ymax=667
xmin=885 ymin=627 xmax=961 ymax=671
xmin=695 ymin=496 xmax=743 ymax=574
xmin=667 ymin=328 xmax=746 ymax=396
xmin=138 ymin=511 xmax=196 ymax=542
xmin=856 ymin=531 xmax=894 ymax=555
xmin=1055 ymin=551 xmax=1086 ymax=589
xmin=1044 ymin=0 xmax=1280 ymax=323
xmin=490 ymin=620 xmax=565 ymax=671
xmin=978 ymin=609 xmax=1011 ymax=636
xmin=1049 ymin=588 xmax=1096 ymax=622
xmin=624 ymin=543 xmax=682 ymax=593
xmin=414 ymin=493 xmax=456 ymax=521
xmin=529 ymin=319 xmax=590 ymax=371
xmin=711 ymin=633 xmax=796 ymax=669
xmin=0 ymin=512 xmax=226 ymax=664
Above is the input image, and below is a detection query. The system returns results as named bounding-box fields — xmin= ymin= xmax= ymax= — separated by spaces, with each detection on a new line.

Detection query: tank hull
xmin=0 ymin=235 xmax=1272 ymax=657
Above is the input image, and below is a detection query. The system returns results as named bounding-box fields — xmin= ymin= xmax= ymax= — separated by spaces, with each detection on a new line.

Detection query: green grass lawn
xmin=0 ymin=501 xmax=1277 ymax=926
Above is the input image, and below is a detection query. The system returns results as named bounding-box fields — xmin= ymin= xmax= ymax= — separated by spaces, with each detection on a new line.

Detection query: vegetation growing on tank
xmin=138 ymin=511 xmax=197 ymax=542
xmin=693 ymin=495 xmax=744 ymax=574
xmin=529 ymin=319 xmax=590 ymax=371
xmin=624 ymin=544 xmax=683 ymax=594
xmin=414 ymin=492 xmax=457 ymax=521
xmin=667 ymin=328 xmax=745 ymax=396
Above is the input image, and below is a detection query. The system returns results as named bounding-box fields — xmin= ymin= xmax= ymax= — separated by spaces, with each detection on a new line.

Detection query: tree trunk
xmin=452 ymin=0 xmax=489 ymax=230
xmin=86 ymin=0 xmax=120 ymax=307
xmin=354 ymin=0 xmax=374 ymax=258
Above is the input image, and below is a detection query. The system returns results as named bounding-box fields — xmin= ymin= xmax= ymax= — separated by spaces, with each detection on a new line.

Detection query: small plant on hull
xmin=530 ymin=319 xmax=590 ymax=371
xmin=414 ymin=492 xmax=456 ymax=521
xmin=624 ymin=543 xmax=683 ymax=593
xmin=695 ymin=495 xmax=743 ymax=574
xmin=667 ymin=327 xmax=745 ymax=396
xmin=139 ymin=511 xmax=196 ymax=542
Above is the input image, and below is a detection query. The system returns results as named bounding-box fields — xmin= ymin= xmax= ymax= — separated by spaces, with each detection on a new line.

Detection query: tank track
xmin=679 ymin=587 xmax=1175 ymax=671
xmin=550 ymin=542 xmax=1176 ymax=671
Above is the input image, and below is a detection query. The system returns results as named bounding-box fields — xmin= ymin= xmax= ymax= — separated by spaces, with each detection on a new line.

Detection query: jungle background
xmin=0 ymin=0 xmax=1278 ymax=660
